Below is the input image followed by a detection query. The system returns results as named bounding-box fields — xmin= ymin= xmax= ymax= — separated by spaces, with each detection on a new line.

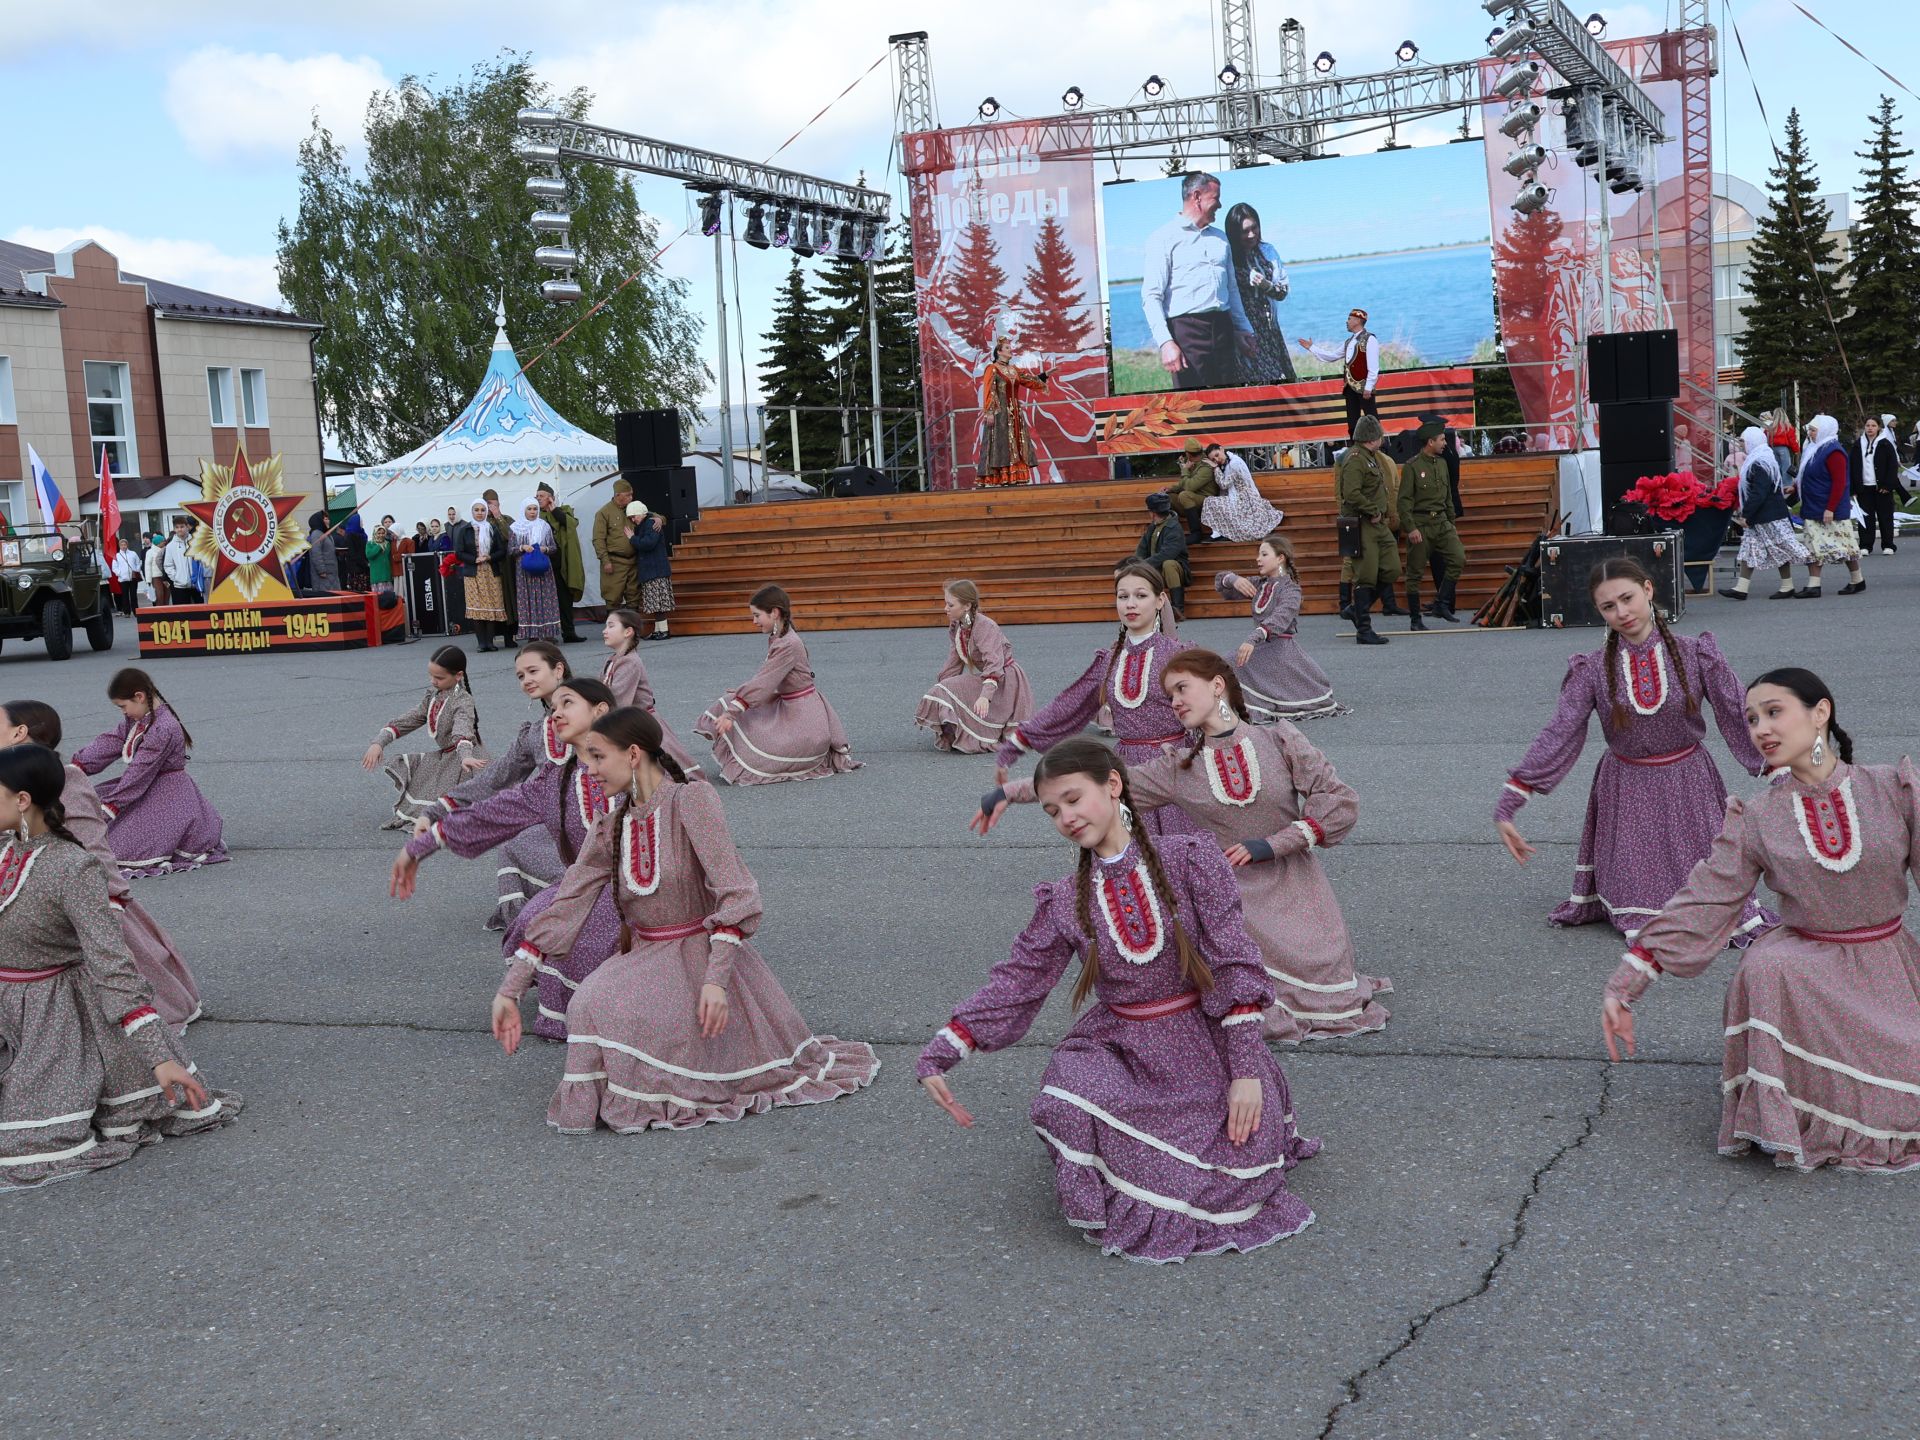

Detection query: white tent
xmin=352 ymin=301 xmax=621 ymax=606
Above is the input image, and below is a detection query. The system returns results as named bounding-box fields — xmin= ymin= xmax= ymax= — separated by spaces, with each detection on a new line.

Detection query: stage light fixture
xmin=1313 ymin=51 xmax=1336 ymax=73
xmin=530 ymin=209 xmax=573 ymax=233
xmin=697 ymin=192 xmax=723 ymax=236
xmin=835 ymin=219 xmax=857 ymax=259
xmin=1585 ymin=12 xmax=1607 ymax=36
xmin=978 ymin=97 xmax=1000 ymax=119
xmin=814 ymin=213 xmax=834 ymax=251
xmin=858 ymin=219 xmax=882 ymax=261
xmin=1063 ymin=86 xmax=1084 ymax=110
xmin=525 ymin=174 xmax=567 ymax=202
xmin=540 ymin=278 xmax=583 ymax=304
xmin=516 ymin=107 xmax=558 ymax=127
xmin=772 ymin=205 xmax=793 ymax=247
xmin=1492 ymin=61 xmax=1541 ymax=98
xmin=1511 ymin=184 xmax=1549 ymax=216
xmin=1497 ymin=102 xmax=1541 ymax=138
xmin=790 ymin=213 xmax=816 ymax=258
xmin=1486 ymin=26 xmax=1505 ymax=48
xmin=1502 ymin=144 xmax=1550 ymax=177
xmin=1491 ymin=25 xmax=1534 ymax=58
xmin=744 ymin=203 xmax=770 ymax=250
xmin=1218 ymin=64 xmax=1240 ymax=88
xmin=1395 ymin=40 xmax=1419 ymax=64
xmin=1608 ymin=165 xmax=1642 ymax=194
xmin=1143 ymin=74 xmax=1166 ymax=97
xmin=1482 ymin=0 xmax=1525 ymax=16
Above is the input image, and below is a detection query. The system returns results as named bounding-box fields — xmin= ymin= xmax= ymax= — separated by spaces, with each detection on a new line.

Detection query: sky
xmin=1 ymin=0 xmax=1908 ymax=439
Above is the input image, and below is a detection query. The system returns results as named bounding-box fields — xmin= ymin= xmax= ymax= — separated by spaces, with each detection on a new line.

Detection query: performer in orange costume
xmin=976 ymin=337 xmax=1049 ymax=488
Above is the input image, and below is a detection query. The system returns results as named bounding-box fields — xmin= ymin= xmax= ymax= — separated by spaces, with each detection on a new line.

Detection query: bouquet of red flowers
xmin=1699 ymin=472 xmax=1740 ymax=511
xmin=1620 ymin=470 xmax=1707 ymax=523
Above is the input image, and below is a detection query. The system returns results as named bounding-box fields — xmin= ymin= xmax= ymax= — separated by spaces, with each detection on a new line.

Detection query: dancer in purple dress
xmin=995 ymin=564 xmax=1202 ymax=839
xmin=916 ymin=580 xmax=1035 ymax=754
xmin=1496 ymin=557 xmax=1774 ymax=942
xmin=363 ymin=645 xmax=487 ymax=829
xmin=1 ymin=700 xmax=201 ymax=1030
xmin=71 ymin=668 xmax=227 ymax=878
xmin=391 ymin=679 xmax=618 ymax=1041
xmin=1603 ymin=670 xmax=1920 ymax=1172
xmin=1214 ymin=535 xmax=1349 ymax=722
xmin=500 ymin=706 xmax=879 ymax=1131
xmin=982 ymin=651 xmax=1386 ymax=1043
xmin=0 ymin=744 xmax=238 ymax=1191
xmin=694 ymin=585 xmax=860 ymax=784
xmin=925 ymin=739 xmax=1318 ymax=1263
xmin=600 ymin=608 xmax=704 ymax=779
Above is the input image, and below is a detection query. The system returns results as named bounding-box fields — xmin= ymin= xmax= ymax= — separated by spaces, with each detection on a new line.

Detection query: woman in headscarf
xmin=337 ymin=512 xmax=371 ymax=593
xmin=304 ymin=513 xmax=340 ymax=594
xmin=1718 ymin=425 xmax=1811 ymax=601
xmin=1854 ymin=413 xmax=1908 ymax=555
xmin=1224 ymin=202 xmax=1298 ymax=386
xmin=455 ymin=499 xmax=511 ymax=651
xmin=1795 ymin=414 xmax=1865 ymax=597
xmin=509 ymin=497 xmax=562 ymax=643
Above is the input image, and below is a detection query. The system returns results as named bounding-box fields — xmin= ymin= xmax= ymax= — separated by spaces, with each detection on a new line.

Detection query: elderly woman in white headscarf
xmin=1795 ymin=413 xmax=1866 ymax=596
xmin=455 ymin=498 xmax=512 ymax=650
xmin=508 ymin=496 xmax=563 ymax=642
xmin=1718 ymin=424 xmax=1811 ymax=600
xmin=1855 ymin=412 xmax=1909 ymax=555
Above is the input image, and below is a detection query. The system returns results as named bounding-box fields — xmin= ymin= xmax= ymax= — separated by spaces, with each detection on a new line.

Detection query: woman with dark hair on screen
xmin=1224 ymin=202 xmax=1298 ymax=386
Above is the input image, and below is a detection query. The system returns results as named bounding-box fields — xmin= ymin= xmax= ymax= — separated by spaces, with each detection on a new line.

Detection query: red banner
xmin=1093 ymin=369 xmax=1475 ymax=453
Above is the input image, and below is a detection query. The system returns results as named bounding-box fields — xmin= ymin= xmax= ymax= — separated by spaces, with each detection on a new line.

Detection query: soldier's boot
xmin=1406 ymin=582 xmax=1428 ymax=631
xmin=1338 ymin=581 xmax=1356 ymax=623
xmin=1352 ymin=586 xmax=1389 ymax=645
xmin=1169 ymin=586 xmax=1187 ymax=621
xmin=1377 ymin=580 xmax=1406 ymax=616
xmin=1433 ymin=577 xmax=1461 ymax=622
xmin=1186 ymin=512 xmax=1207 ymax=544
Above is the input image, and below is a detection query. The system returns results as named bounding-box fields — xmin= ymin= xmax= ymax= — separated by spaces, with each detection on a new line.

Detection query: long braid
xmin=149 ymin=687 xmax=193 ymax=751
xmin=1651 ymin=612 xmax=1699 ymax=716
xmin=557 ymin=754 xmax=580 ymax=865
xmin=1099 ymin=623 xmax=1128 ymax=706
xmin=1126 ymin=782 xmax=1214 ymax=998
xmin=1602 ymin=628 xmax=1628 ymax=731
xmin=41 ymin=795 xmax=83 ymax=852
xmin=1069 ymin=845 xmax=1098 ymax=1007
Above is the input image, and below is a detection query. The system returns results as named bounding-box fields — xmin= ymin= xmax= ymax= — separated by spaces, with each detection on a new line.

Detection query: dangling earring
xmin=1811 ymin=734 xmax=1826 ymax=766
xmin=13 ymin=810 xmax=27 ymax=845
xmin=1118 ymin=802 xmax=1135 ymax=834
xmin=1216 ymin=698 xmax=1235 ymax=725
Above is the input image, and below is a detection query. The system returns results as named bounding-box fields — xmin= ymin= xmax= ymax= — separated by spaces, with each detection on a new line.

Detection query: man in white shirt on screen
xmin=1139 ymin=171 xmax=1257 ymax=391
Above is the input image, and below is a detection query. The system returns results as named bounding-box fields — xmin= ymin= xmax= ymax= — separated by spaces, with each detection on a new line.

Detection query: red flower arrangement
xmin=1620 ymin=470 xmax=1736 ymax=523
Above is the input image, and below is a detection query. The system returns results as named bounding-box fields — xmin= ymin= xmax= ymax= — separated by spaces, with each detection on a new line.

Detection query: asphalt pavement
xmin=2 ymin=559 xmax=1917 ymax=1440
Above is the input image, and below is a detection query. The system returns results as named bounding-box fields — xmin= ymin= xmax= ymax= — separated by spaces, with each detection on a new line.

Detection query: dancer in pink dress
xmin=915 ymin=580 xmax=1035 ymax=754
xmin=981 ymin=650 xmax=1386 ymax=1042
xmin=364 ymin=645 xmax=487 ymax=829
xmin=1 ymin=700 xmax=200 ymax=1031
xmin=501 ymin=706 xmax=879 ymax=1131
xmin=71 ymin=668 xmax=228 ymax=878
xmin=1496 ymin=557 xmax=1774 ymax=942
xmin=391 ymin=679 xmax=619 ymax=1041
xmin=923 ymin=739 xmax=1318 ymax=1263
xmin=600 ymin=608 xmax=704 ymax=779
xmin=694 ymin=585 xmax=860 ymax=784
xmin=1603 ymin=669 xmax=1920 ymax=1172
xmin=1214 ymin=535 xmax=1349 ymax=722
xmin=995 ymin=563 xmax=1202 ymax=839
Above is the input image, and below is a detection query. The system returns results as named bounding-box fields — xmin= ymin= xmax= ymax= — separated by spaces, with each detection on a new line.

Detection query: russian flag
xmin=26 ymin=445 xmax=73 ymax=526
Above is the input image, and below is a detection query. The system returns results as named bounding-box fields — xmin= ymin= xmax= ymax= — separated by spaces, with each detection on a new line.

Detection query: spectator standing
xmin=482 ymin=489 xmax=518 ymax=640
xmin=338 ymin=513 xmax=371 ymax=593
xmin=367 ymin=523 xmax=395 ymax=595
xmin=454 ymin=499 xmax=511 ymax=651
xmin=305 ymin=513 xmax=340 ymax=594
xmin=626 ymin=503 xmax=676 ymax=641
xmin=1854 ymin=414 xmax=1907 ymax=554
xmin=110 ymin=539 xmax=142 ymax=615
xmin=536 ymin=482 xmax=585 ymax=642
xmin=143 ymin=532 xmax=169 ymax=606
xmin=593 ymin=478 xmax=639 ymax=610
xmin=1139 ymin=171 xmax=1257 ymax=390
xmin=509 ymin=498 xmax=562 ymax=643
xmin=161 ymin=518 xmax=199 ymax=604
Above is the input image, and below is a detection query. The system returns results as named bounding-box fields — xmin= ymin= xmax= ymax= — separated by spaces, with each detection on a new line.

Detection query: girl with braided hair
xmin=503 ymin=706 xmax=878 ymax=1133
xmin=0 ymin=743 xmax=239 ymax=1190
xmin=391 ymin=679 xmax=620 ymax=1042
xmin=694 ymin=585 xmax=861 ymax=784
xmin=915 ymin=580 xmax=1036 ymax=754
xmin=1495 ymin=558 xmax=1774 ymax=942
xmin=995 ymin=564 xmax=1203 ymax=838
xmin=924 ymin=739 xmax=1319 ymax=1263
xmin=364 ymin=646 xmax=487 ymax=830
xmin=979 ymin=651 xmax=1386 ymax=1042
xmin=71 ymin=667 xmax=227 ymax=878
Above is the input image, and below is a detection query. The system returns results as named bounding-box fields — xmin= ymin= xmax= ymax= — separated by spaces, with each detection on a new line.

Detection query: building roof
xmin=0 ymin=238 xmax=317 ymax=327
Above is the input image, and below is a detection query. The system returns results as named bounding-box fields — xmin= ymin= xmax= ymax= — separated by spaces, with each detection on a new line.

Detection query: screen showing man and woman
xmin=1103 ymin=142 xmax=1496 ymax=396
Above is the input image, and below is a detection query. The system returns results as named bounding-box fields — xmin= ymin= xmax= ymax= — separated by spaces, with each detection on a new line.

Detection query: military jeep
xmin=0 ymin=527 xmax=116 ymax=660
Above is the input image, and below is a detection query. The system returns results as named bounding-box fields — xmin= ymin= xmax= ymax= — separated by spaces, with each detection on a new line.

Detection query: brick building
xmin=0 ymin=238 xmax=321 ymax=536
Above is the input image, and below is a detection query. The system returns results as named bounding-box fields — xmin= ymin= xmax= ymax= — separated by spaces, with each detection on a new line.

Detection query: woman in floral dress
xmin=71 ymin=668 xmax=227 ymax=878
xmin=363 ymin=645 xmax=487 ymax=829
xmin=915 ymin=580 xmax=1034 ymax=754
xmin=694 ymin=586 xmax=860 ymax=784
xmin=976 ymin=337 xmax=1049 ymax=487
xmin=1214 ymin=535 xmax=1347 ymax=721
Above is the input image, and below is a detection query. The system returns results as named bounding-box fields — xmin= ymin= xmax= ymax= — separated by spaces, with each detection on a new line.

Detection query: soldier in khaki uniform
xmin=592 ymin=478 xmax=639 ymax=610
xmin=1398 ymin=419 xmax=1467 ymax=631
xmin=1164 ymin=438 xmax=1221 ymax=544
xmin=1336 ymin=412 xmax=1398 ymax=645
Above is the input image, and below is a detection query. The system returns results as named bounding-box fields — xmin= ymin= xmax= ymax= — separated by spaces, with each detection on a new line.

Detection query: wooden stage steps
xmin=664 ymin=457 xmax=1559 ymax=634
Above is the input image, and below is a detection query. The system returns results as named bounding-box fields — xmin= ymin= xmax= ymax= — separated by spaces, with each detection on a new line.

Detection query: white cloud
xmin=4 ymin=226 xmax=283 ymax=309
xmin=163 ymin=47 xmax=390 ymax=165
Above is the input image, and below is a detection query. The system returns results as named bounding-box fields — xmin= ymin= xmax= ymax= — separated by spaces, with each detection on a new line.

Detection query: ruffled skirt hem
xmin=547 ymin=1038 xmax=879 ymax=1133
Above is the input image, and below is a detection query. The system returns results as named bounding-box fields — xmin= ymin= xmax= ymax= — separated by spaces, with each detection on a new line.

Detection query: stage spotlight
xmin=1491 ymin=25 xmax=1534 ymax=58
xmin=1486 ymin=27 xmax=1505 ymax=48
xmin=1585 ymin=12 xmax=1608 ymax=36
xmin=790 ymin=213 xmax=816 ymax=258
xmin=814 ymin=213 xmax=834 ymax=251
xmin=858 ymin=219 xmax=882 ymax=261
xmin=1396 ymin=40 xmax=1419 ymax=64
xmin=835 ymin=219 xmax=858 ymax=259
xmin=540 ymin=278 xmax=583 ymax=304
xmin=1497 ymin=102 xmax=1541 ymax=138
xmin=1218 ymin=64 xmax=1240 ymax=88
xmin=978 ymin=97 xmax=1000 ymax=119
xmin=1493 ymin=61 xmax=1540 ymax=98
xmin=1482 ymin=0 xmax=1524 ymax=16
xmin=1313 ymin=51 xmax=1335 ymax=73
xmin=1511 ymin=184 xmax=1549 ymax=216
xmin=698 ymin=192 xmax=722 ymax=236
xmin=744 ymin=203 xmax=770 ymax=250
xmin=772 ymin=204 xmax=793 ymax=247
xmin=1502 ymin=144 xmax=1549 ymax=177
xmin=1063 ymin=86 xmax=1084 ymax=110
xmin=1608 ymin=166 xmax=1642 ymax=194
xmin=1143 ymin=74 xmax=1166 ymax=97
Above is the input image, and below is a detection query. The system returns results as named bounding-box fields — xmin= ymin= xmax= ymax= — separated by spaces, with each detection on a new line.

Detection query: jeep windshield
xmin=0 ymin=532 xmax=69 ymax=566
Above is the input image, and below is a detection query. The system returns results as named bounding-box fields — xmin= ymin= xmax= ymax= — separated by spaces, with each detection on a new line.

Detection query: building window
xmin=208 ymin=366 xmax=234 ymax=426
xmin=1716 ymin=332 xmax=1737 ymax=369
xmin=83 ymin=360 xmax=137 ymax=475
xmin=0 ymin=483 xmax=21 ymax=527
xmin=0 ymin=355 xmax=15 ymax=424
xmin=1712 ymin=264 xmax=1749 ymax=301
xmin=240 ymin=368 xmax=268 ymax=426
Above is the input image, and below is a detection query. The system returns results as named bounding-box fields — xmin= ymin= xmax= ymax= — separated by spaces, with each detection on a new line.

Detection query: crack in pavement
xmin=1315 ymin=1062 xmax=1616 ymax=1440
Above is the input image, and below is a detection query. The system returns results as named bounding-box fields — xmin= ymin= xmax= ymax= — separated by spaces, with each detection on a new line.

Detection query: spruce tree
xmin=758 ymin=259 xmax=838 ymax=479
xmin=1736 ymin=109 xmax=1845 ymax=417
xmin=810 ymin=232 xmax=925 ymax=475
xmin=1013 ymin=216 xmax=1096 ymax=357
xmin=1837 ymin=96 xmax=1920 ymax=419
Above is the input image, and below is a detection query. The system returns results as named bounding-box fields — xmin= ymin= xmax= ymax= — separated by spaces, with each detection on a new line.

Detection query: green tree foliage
xmin=277 ymin=53 xmax=707 ymax=464
xmin=1736 ymin=109 xmax=1845 ymax=417
xmin=1837 ymin=97 xmax=1920 ymax=420
xmin=806 ymin=230 xmax=923 ymax=477
xmin=758 ymin=259 xmax=838 ymax=477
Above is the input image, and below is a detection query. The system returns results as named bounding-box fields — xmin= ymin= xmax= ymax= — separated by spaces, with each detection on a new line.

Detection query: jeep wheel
xmin=42 ymin=599 xmax=74 ymax=661
xmin=84 ymin=604 xmax=115 ymax=652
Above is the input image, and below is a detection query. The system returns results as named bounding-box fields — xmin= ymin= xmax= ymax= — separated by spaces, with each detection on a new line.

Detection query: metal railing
xmin=757 ymin=403 xmax=927 ymax=494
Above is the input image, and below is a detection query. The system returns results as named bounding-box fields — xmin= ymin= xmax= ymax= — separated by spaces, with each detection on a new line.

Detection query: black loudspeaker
xmin=1586 ymin=330 xmax=1680 ymax=404
xmin=1600 ymin=461 xmax=1649 ymax=534
xmin=615 ymin=409 xmax=683 ymax=471
xmin=1598 ymin=399 xmax=1673 ymax=467
xmin=826 ymin=464 xmax=896 ymax=498
xmin=624 ymin=465 xmax=700 ymax=545
xmin=1645 ymin=330 xmax=1680 ymax=401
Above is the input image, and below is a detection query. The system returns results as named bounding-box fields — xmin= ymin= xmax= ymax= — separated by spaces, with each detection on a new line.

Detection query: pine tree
xmin=758 ymin=259 xmax=837 ymax=478
xmin=1837 ymin=96 xmax=1920 ymax=419
xmin=1013 ymin=216 xmax=1095 ymax=357
xmin=810 ymin=231 xmax=925 ymax=476
xmin=1736 ymin=109 xmax=1845 ymax=417
xmin=931 ymin=217 xmax=1011 ymax=358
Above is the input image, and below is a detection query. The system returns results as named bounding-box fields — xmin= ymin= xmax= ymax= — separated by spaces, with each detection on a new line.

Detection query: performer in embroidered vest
xmin=599 ymin=608 xmax=704 ymax=779
xmin=1214 ymin=535 xmax=1348 ymax=722
xmin=364 ymin=645 xmax=487 ymax=830
xmin=916 ymin=580 xmax=1035 ymax=754
xmin=996 ymin=564 xmax=1203 ymax=839
xmin=501 ymin=707 xmax=878 ymax=1131
xmin=1496 ymin=557 xmax=1775 ymax=943
xmin=0 ymin=743 xmax=239 ymax=1191
xmin=1399 ymin=420 xmax=1468 ymax=628
xmin=1299 ymin=307 xmax=1382 ymax=435
xmin=2 ymin=701 xmax=201 ymax=1031
xmin=923 ymin=739 xmax=1318 ymax=1263
xmin=393 ymin=679 xmax=619 ymax=1041
xmin=695 ymin=585 xmax=861 ymax=784
xmin=976 ymin=336 xmax=1050 ymax=487
xmin=71 ymin=667 xmax=228 ymax=878
xmin=1603 ymin=669 xmax=1920 ymax=1172
xmin=981 ymin=652 xmax=1385 ymax=1043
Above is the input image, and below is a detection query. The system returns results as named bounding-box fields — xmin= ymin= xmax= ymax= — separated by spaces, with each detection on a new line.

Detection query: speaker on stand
xmin=615 ymin=410 xmax=698 ymax=545
xmin=1586 ymin=331 xmax=1681 ymax=535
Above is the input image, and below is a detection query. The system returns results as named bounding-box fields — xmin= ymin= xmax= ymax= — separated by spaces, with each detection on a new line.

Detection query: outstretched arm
xmin=1694 ymin=634 xmax=1766 ymax=776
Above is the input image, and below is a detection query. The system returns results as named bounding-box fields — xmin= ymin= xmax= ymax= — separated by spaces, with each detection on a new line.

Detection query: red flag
xmin=98 ymin=448 xmax=122 ymax=593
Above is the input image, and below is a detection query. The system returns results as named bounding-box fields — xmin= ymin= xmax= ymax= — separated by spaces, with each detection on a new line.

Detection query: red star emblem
xmin=183 ymin=447 xmax=306 ymax=595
